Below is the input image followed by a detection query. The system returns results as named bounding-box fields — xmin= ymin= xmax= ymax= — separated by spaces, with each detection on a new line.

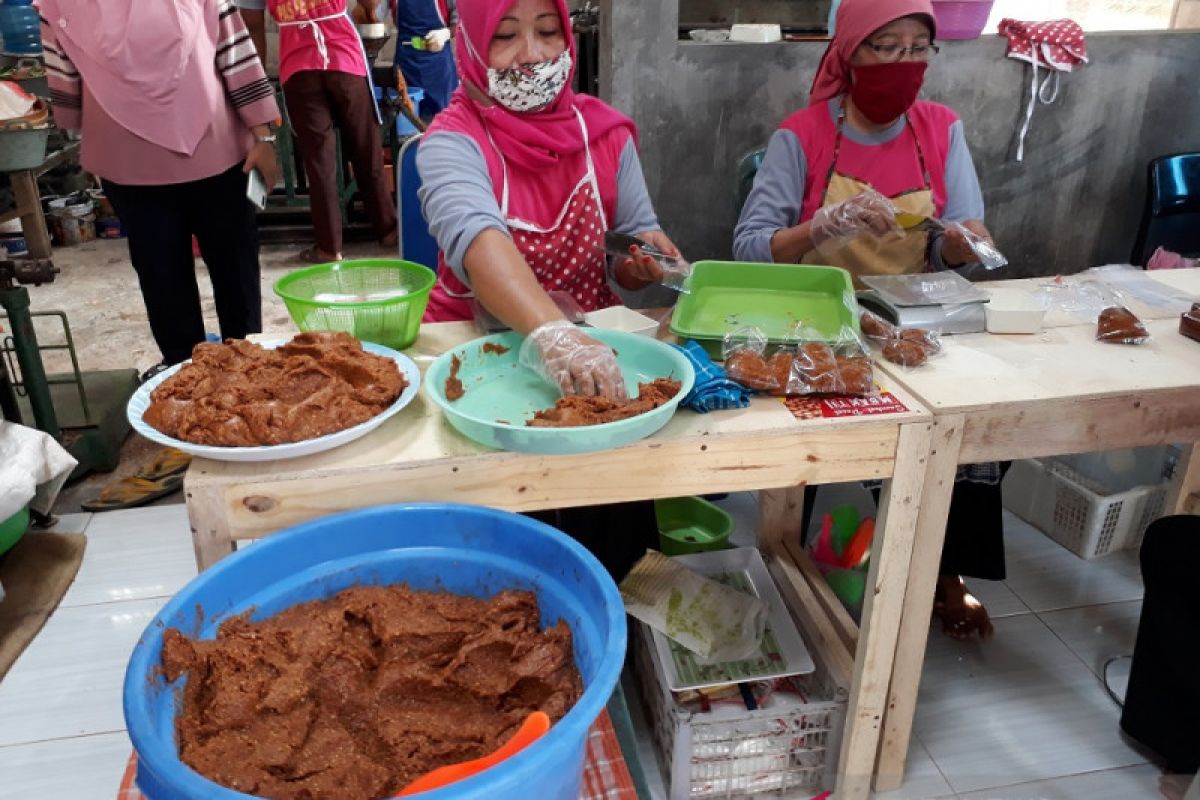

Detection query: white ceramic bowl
xmin=985 ymin=288 xmax=1046 ymax=334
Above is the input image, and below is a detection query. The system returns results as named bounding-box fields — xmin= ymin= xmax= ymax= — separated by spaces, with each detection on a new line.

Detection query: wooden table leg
xmin=10 ymin=170 xmax=51 ymax=260
xmin=873 ymin=414 xmax=964 ymax=792
xmin=1169 ymin=442 xmax=1200 ymax=516
xmin=834 ymin=420 xmax=934 ymax=800
xmin=186 ymin=480 xmax=236 ymax=571
xmin=757 ymin=485 xmax=806 ymax=551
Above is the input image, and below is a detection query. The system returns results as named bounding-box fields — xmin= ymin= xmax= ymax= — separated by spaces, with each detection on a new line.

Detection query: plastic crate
xmin=634 ymin=625 xmax=845 ymax=799
xmin=1002 ymin=458 xmax=1169 ymax=559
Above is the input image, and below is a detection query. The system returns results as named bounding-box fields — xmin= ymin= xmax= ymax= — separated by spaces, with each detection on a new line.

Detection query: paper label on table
xmin=783 ymin=391 xmax=910 ymax=420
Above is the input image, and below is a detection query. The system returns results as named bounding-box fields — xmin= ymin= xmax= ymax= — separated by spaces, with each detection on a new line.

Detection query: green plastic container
xmin=669 ymin=261 xmax=860 ymax=357
xmin=0 ymin=127 xmax=48 ymax=172
xmin=0 ymin=504 xmax=30 ymax=557
xmin=655 ymin=496 xmax=733 ymax=556
xmin=273 ymin=259 xmax=436 ymax=350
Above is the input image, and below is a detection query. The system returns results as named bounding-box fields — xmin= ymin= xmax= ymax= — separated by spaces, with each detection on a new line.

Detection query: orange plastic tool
xmin=837 ymin=518 xmax=875 ymax=570
xmin=396 ymin=711 xmax=551 ymax=797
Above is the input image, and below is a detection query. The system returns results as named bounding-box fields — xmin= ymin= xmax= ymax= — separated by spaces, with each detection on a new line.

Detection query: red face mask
xmin=849 ymin=61 xmax=928 ymax=124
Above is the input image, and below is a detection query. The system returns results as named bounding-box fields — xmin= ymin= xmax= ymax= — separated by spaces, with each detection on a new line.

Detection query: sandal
xmin=296 ymin=246 xmax=342 ymax=264
xmin=81 ymin=474 xmax=184 ymax=512
xmin=932 ymin=576 xmax=995 ymax=641
xmin=134 ymin=447 xmax=192 ymax=482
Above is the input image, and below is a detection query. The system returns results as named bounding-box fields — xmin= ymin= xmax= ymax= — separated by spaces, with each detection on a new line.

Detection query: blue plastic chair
xmin=1130 ymin=152 xmax=1200 ymax=266
xmin=735 ymin=147 xmax=767 ymax=215
xmin=396 ymin=134 xmax=440 ymax=271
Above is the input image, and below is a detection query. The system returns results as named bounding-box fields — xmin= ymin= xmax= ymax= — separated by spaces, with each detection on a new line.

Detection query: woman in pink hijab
xmin=417 ymin=0 xmax=682 ymax=402
xmin=735 ymin=0 xmax=993 ymax=280
xmin=736 ymin=0 xmax=1005 ymax=641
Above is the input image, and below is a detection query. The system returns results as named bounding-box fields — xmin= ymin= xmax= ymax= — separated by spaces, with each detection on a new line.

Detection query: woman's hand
xmin=243 ymin=132 xmax=279 ymax=195
xmin=940 ymin=220 xmax=995 ymax=267
xmin=810 ymin=190 xmax=899 ymax=251
xmin=614 ymin=230 xmax=683 ymax=290
xmin=519 ymin=320 xmax=627 ymax=400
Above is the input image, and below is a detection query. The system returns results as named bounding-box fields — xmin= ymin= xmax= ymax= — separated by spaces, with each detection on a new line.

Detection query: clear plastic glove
xmin=810 ymin=189 xmax=900 ymax=251
xmin=613 ymin=230 xmax=689 ymax=291
xmin=519 ymin=320 xmax=628 ymax=401
xmin=425 ymin=28 xmax=451 ymax=52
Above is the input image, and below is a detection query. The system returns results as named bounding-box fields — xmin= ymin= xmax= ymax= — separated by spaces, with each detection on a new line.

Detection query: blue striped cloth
xmin=671 ymin=341 xmax=751 ymax=413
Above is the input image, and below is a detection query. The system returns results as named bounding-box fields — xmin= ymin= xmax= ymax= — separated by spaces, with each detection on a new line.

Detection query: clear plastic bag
xmin=1096 ymin=306 xmax=1150 ymax=345
xmin=859 ymin=310 xmax=942 ymax=368
xmin=786 ymin=326 xmax=877 ymax=397
xmin=722 ymin=326 xmax=790 ymax=395
xmin=946 ymin=221 xmax=1008 ymax=271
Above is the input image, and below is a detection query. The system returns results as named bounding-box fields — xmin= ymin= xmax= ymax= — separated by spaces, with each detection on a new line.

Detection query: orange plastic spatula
xmin=396 ymin=711 xmax=551 ymax=797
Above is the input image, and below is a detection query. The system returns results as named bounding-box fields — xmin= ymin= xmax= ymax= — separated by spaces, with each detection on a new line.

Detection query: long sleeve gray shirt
xmin=417 ymin=132 xmax=660 ymax=288
xmin=733 ymin=100 xmax=985 ymax=269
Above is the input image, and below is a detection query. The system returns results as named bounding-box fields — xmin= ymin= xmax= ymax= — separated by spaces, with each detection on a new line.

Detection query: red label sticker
xmin=783 ymin=392 xmax=910 ymax=420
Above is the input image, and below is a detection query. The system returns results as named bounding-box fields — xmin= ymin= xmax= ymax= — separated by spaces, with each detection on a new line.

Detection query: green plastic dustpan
xmin=424 ymin=329 xmax=695 ymax=455
xmin=670 ymin=261 xmax=860 ymax=357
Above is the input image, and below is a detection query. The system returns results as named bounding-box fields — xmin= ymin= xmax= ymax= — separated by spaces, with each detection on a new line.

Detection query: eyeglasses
xmin=861 ymin=42 xmax=941 ymax=62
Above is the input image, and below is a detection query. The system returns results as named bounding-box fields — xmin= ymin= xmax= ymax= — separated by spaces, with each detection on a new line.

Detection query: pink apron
xmin=424 ymin=109 xmax=621 ymax=322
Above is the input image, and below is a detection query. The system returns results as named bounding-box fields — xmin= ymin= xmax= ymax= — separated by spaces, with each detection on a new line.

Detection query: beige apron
xmin=802 ymin=110 xmax=935 ymax=287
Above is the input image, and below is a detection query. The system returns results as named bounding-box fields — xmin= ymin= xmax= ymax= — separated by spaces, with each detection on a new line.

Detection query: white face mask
xmin=487 ymin=50 xmax=573 ymax=113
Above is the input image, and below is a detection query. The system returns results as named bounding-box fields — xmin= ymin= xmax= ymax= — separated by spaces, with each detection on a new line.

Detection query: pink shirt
xmin=264 ymin=0 xmax=367 ymax=85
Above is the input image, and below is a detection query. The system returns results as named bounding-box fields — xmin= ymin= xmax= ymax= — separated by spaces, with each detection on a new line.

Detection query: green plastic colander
xmin=273 ymin=259 xmax=436 ymax=350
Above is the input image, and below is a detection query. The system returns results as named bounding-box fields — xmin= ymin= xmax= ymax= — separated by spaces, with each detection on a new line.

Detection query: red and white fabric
xmin=997 ymin=18 xmax=1088 ymax=161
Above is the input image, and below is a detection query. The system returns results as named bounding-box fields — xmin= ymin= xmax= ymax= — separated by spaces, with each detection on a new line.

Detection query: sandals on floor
xmin=81 ymin=474 xmax=184 ymax=512
xmin=296 ymin=246 xmax=342 ymax=264
xmin=134 ymin=447 xmax=192 ymax=482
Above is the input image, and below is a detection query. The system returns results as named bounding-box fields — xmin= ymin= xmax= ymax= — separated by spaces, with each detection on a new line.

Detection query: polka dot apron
xmin=428 ymin=108 xmax=620 ymax=320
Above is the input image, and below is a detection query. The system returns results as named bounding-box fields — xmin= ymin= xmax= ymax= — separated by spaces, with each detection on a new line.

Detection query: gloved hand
xmin=810 ymin=189 xmax=900 ymax=251
xmin=519 ymin=320 xmax=628 ymax=401
xmin=425 ymin=28 xmax=451 ymax=52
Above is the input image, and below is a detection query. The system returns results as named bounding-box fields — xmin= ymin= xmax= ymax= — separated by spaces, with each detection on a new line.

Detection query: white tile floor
xmin=0 ymin=500 xmax=1171 ymax=799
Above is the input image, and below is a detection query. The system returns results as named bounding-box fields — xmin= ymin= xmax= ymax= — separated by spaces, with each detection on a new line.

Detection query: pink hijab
xmin=810 ymin=0 xmax=936 ymax=105
xmin=35 ymin=0 xmax=221 ymax=155
xmin=428 ymin=0 xmax=637 ymax=227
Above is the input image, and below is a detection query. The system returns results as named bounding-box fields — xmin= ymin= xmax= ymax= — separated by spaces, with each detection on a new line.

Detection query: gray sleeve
xmin=929 ymin=120 xmax=986 ymax=271
xmin=234 ymin=0 xmax=265 ymax=8
xmin=732 ymin=129 xmax=808 ymax=263
xmin=940 ymin=120 xmax=984 ymax=223
xmin=612 ymin=138 xmax=659 ymax=235
xmin=416 ymin=132 xmax=510 ymax=287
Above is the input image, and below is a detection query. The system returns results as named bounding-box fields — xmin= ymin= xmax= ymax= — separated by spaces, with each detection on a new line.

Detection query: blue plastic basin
xmin=123 ymin=503 xmax=626 ymax=800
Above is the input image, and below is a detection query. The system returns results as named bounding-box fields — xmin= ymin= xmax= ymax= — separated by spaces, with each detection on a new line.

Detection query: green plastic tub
xmin=669 ymin=261 xmax=860 ymax=357
xmin=273 ymin=259 xmax=435 ymax=350
xmin=654 ymin=496 xmax=733 ymax=556
xmin=0 ymin=504 xmax=30 ymax=557
xmin=0 ymin=127 xmax=48 ymax=172
xmin=425 ymin=329 xmax=694 ymax=455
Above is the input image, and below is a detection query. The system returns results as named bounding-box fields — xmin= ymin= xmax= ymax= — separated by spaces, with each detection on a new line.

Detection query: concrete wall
xmin=600 ymin=0 xmax=1200 ymax=277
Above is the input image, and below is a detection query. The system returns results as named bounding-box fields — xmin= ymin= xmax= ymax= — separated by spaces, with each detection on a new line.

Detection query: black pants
xmin=526 ymin=501 xmax=659 ymax=583
xmin=103 ymin=163 xmax=262 ymax=366
xmin=801 ymin=469 xmax=1008 ymax=581
xmin=1121 ymin=514 xmax=1200 ymax=774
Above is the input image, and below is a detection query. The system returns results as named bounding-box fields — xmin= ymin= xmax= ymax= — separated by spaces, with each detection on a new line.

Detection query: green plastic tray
xmin=655 ymin=496 xmax=733 ymax=556
xmin=670 ymin=261 xmax=859 ymax=356
xmin=425 ymin=329 xmax=695 ymax=455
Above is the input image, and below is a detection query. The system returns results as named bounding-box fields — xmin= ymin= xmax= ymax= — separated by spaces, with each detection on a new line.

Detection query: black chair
xmin=1130 ymin=152 xmax=1200 ymax=266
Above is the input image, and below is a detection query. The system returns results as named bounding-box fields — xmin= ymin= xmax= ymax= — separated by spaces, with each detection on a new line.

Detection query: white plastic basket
xmin=1003 ymin=457 xmax=1169 ymax=559
xmin=635 ymin=625 xmax=846 ymax=799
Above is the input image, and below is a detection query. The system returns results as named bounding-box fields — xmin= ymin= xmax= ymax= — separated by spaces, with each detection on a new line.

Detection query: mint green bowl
xmin=0 ymin=504 xmax=30 ymax=557
xmin=425 ymin=329 xmax=695 ymax=454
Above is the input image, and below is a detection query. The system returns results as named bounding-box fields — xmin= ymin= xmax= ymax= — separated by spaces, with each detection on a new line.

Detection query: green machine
xmin=0 ymin=257 xmax=137 ymax=481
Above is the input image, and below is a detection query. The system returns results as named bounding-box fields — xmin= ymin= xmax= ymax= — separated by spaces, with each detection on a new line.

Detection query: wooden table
xmin=871 ymin=269 xmax=1200 ymax=792
xmin=184 ymin=320 xmax=933 ymax=798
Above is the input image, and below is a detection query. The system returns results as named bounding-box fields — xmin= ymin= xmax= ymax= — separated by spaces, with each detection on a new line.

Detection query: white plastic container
xmin=583 ymin=305 xmax=659 ymax=337
xmin=1002 ymin=457 xmax=1169 ymax=559
xmin=985 ymin=287 xmax=1045 ymax=334
xmin=729 ymin=23 xmax=782 ymax=43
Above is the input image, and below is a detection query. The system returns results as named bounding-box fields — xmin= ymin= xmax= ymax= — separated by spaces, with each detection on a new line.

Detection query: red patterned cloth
xmin=118 ymin=709 xmax=636 ymax=800
xmin=996 ymin=18 xmax=1088 ymax=161
xmin=997 ymin=18 xmax=1088 ymax=71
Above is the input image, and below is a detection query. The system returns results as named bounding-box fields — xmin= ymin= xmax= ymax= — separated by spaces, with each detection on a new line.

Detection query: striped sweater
xmin=40 ymin=0 xmax=280 ymax=185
